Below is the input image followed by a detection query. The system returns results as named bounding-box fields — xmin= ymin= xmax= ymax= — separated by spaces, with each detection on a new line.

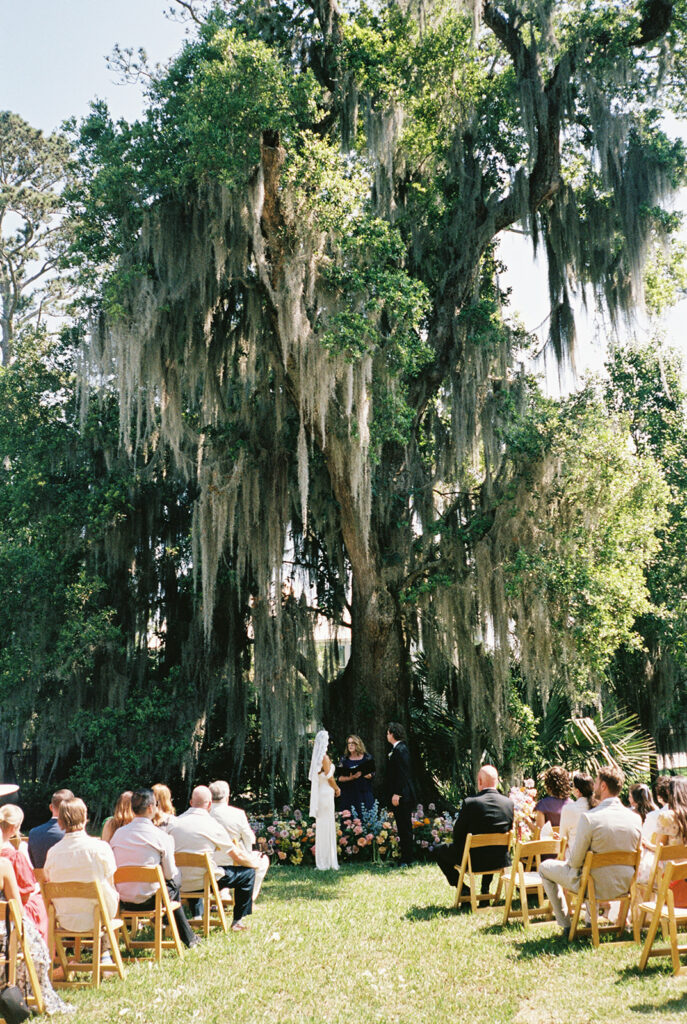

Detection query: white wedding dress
xmin=314 ymin=764 xmax=339 ymax=871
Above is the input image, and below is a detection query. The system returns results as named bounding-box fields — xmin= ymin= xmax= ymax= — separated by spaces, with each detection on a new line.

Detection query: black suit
xmin=387 ymin=741 xmax=417 ymax=864
xmin=28 ymin=818 xmax=64 ymax=869
xmin=436 ymin=788 xmax=514 ymax=890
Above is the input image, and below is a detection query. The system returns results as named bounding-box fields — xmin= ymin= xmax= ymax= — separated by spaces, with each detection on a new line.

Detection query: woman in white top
xmin=629 ymin=783 xmax=659 ymax=884
xmin=559 ymin=771 xmax=594 ymax=855
xmin=309 ymin=730 xmax=341 ymax=870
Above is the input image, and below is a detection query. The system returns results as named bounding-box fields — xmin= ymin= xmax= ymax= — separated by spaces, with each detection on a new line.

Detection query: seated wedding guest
xmin=337 ymin=735 xmax=375 ymax=814
xmin=44 ymin=797 xmax=119 ymax=964
xmin=27 ymin=788 xmax=73 ymax=869
xmin=435 ymin=765 xmax=513 ymax=895
xmin=167 ymin=785 xmax=255 ymax=931
xmin=210 ymin=780 xmax=269 ymax=900
xmin=534 ymin=766 xmax=571 ymax=831
xmin=656 ymin=776 xmax=687 ymax=847
xmin=559 ymin=772 xmax=594 ymax=852
xmin=102 ymin=791 xmax=134 ymax=844
xmin=655 ymin=775 xmax=671 ymax=807
xmin=629 ymin=782 xmax=659 ymax=884
xmin=539 ymin=765 xmax=641 ymax=931
xmin=111 ymin=788 xmax=199 ymax=948
xmin=0 ymin=804 xmax=48 ymax=942
xmin=0 ymin=856 xmax=73 ymax=1016
xmin=152 ymin=784 xmax=176 ymax=828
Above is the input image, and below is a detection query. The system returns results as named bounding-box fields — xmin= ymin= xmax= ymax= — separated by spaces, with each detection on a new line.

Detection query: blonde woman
xmin=101 ymin=790 xmax=133 ymax=844
xmin=337 ymin=735 xmax=375 ymax=814
xmin=152 ymin=783 xmax=176 ymax=828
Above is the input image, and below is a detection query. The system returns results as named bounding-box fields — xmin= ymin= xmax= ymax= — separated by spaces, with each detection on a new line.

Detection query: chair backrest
xmin=654 ymin=857 xmax=687 ymax=907
xmin=513 ymin=838 xmax=560 ymax=862
xmin=588 ymin=848 xmax=640 ymax=871
xmin=467 ymin=831 xmax=513 ymax=850
xmin=646 ymin=842 xmax=687 ymax=891
xmin=42 ymin=878 xmax=112 ymax=931
xmin=33 ymin=868 xmax=46 ymax=884
xmin=174 ymin=851 xmax=211 ymax=870
xmin=174 ymin=850 xmax=215 ymax=894
xmin=114 ymin=864 xmax=164 ymax=887
xmin=662 ymin=859 xmax=687 ymax=886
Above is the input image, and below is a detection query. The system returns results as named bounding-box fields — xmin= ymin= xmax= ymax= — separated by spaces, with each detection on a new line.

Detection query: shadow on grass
xmin=506 ymin=931 xmax=579 ymax=960
xmin=627 ymin=992 xmax=687 ymax=1014
xmin=402 ymin=903 xmax=462 ymax=921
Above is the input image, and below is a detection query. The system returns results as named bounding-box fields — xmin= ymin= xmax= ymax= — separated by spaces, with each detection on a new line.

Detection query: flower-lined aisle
xmin=251 ymin=803 xmax=454 ymax=866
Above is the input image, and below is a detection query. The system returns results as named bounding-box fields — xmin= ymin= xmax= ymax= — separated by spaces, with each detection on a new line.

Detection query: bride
xmin=309 ymin=730 xmax=341 ymax=870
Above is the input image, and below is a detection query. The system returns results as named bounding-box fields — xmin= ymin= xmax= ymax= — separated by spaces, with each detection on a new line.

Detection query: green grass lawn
xmin=66 ymin=863 xmax=686 ymax=1024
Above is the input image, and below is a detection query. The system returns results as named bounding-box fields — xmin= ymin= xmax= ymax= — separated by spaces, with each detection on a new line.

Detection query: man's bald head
xmin=190 ymin=785 xmax=212 ymax=810
xmin=477 ymin=765 xmax=499 ymax=791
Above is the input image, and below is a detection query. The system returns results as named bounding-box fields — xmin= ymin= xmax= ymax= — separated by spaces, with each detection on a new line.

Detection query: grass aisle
xmin=69 ymin=863 xmax=686 ymax=1024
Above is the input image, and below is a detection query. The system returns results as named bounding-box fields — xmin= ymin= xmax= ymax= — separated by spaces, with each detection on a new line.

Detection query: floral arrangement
xmin=508 ymin=780 xmax=537 ymax=843
xmin=250 ymin=801 xmax=454 ymax=866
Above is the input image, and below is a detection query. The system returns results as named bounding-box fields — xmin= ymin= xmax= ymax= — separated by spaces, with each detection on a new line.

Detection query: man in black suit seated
xmin=28 ymin=788 xmax=74 ymax=869
xmin=436 ymin=765 xmax=513 ymax=894
xmin=386 ymin=722 xmax=418 ymax=866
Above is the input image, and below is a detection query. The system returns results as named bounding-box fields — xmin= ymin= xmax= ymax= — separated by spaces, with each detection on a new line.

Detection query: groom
xmin=386 ymin=722 xmax=418 ymax=866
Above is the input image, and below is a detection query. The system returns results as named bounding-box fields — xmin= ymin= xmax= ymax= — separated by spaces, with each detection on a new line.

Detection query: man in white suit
xmin=539 ymin=764 xmax=640 ymax=930
xmin=209 ymin=780 xmax=269 ymax=900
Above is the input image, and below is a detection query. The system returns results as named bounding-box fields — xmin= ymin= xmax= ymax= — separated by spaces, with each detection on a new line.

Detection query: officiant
xmin=336 ymin=735 xmax=375 ymax=814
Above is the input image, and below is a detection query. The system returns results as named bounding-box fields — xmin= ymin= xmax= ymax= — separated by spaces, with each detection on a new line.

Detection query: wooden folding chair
xmin=635 ymin=843 xmax=687 ymax=931
xmin=501 ymin=838 xmax=561 ymax=929
xmin=565 ymin=846 xmax=641 ymax=946
xmin=175 ymin=852 xmax=232 ymax=935
xmin=114 ymin=865 xmax=184 ymax=961
xmin=454 ymin=831 xmax=513 ymax=912
xmin=41 ymin=880 xmax=125 ymax=987
xmin=638 ymin=859 xmax=687 ymax=974
xmin=0 ymin=898 xmax=44 ymax=1014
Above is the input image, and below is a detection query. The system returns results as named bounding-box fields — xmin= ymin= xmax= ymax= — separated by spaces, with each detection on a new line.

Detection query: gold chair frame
xmin=454 ymin=831 xmax=513 ymax=912
xmin=564 ymin=846 xmax=641 ymax=946
xmin=41 ymin=879 xmax=125 ymax=988
xmin=175 ymin=852 xmax=233 ymax=936
xmin=501 ymin=838 xmax=561 ymax=929
xmin=114 ymin=865 xmax=184 ymax=961
xmin=638 ymin=858 xmax=687 ymax=975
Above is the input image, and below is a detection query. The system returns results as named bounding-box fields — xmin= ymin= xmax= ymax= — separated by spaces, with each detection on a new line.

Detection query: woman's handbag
xmin=0 ymin=985 xmax=31 ymax=1024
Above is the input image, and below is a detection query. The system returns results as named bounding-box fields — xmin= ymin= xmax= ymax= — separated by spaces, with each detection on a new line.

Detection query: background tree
xmin=0 ymin=112 xmax=71 ymax=365
xmin=67 ymin=0 xmax=684 ymax=781
xmin=604 ymin=340 xmax=687 ymax=758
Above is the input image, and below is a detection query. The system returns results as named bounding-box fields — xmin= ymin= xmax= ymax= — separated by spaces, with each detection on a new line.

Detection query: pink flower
xmin=277 ymin=851 xmax=287 ymax=861
xmin=341 ymin=810 xmax=351 ymax=818
xmin=357 ymin=838 xmax=366 ymax=847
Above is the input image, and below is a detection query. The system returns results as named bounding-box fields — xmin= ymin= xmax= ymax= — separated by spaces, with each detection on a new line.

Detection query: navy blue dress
xmin=337 ymin=754 xmax=375 ymax=815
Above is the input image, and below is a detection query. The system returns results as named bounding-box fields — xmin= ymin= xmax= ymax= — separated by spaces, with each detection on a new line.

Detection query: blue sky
xmin=1 ymin=1 xmax=188 ymax=132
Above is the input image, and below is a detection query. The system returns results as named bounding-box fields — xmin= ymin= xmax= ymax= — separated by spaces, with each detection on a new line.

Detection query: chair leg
xmin=501 ymin=874 xmax=515 ymax=926
xmin=203 ymin=883 xmax=211 ymax=937
xmin=668 ymin=908 xmax=682 ymax=975
xmin=639 ymin=902 xmax=663 ymax=971
xmin=588 ymin=880 xmax=599 ymax=947
xmin=92 ymin=924 xmax=102 ymax=988
xmin=454 ymin=864 xmax=466 ymax=908
xmin=520 ymin=867 xmax=530 ymax=931
xmin=568 ymin=890 xmax=584 ymax=941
